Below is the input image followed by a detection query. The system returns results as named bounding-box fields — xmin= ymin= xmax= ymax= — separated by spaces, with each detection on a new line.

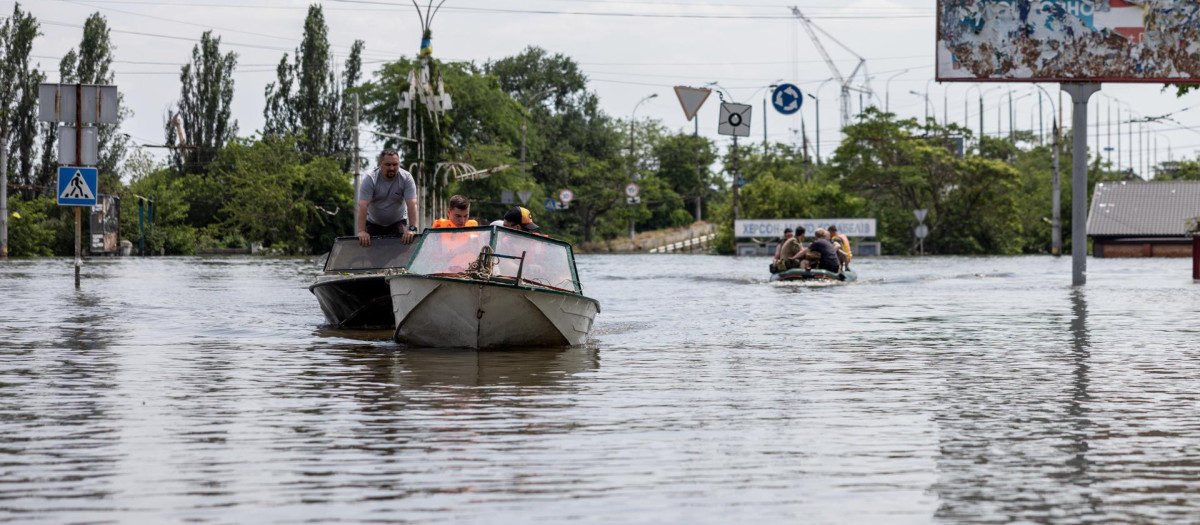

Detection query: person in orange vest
xmin=828 ymin=224 xmax=852 ymax=269
xmin=431 ymin=195 xmax=479 ymax=228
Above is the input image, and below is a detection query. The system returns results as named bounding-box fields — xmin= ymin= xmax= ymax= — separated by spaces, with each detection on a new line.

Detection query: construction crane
xmin=790 ymin=7 xmax=873 ymax=129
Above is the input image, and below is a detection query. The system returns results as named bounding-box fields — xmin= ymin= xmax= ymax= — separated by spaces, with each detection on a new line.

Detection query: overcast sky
xmin=8 ymin=0 xmax=1199 ymax=177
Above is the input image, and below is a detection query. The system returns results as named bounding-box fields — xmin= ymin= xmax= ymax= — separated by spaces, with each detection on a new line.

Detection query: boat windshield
xmin=323 ymin=235 xmax=421 ymax=272
xmin=407 ymin=229 xmax=493 ymax=275
xmin=493 ymin=230 xmax=577 ymax=292
xmin=406 ymin=227 xmax=581 ymax=294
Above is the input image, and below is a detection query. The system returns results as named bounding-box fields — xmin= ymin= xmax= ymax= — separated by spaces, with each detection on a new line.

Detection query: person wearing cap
xmin=773 ymin=228 xmax=794 ymax=266
xmin=490 ymin=206 xmax=542 ymax=234
xmin=356 ymin=149 xmax=419 ymax=246
xmin=828 ymin=224 xmax=852 ymax=268
xmin=431 ymin=195 xmax=479 ymax=228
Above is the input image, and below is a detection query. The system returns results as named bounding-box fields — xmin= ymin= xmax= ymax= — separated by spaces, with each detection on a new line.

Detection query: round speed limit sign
xmin=625 ymin=183 xmax=639 ymax=198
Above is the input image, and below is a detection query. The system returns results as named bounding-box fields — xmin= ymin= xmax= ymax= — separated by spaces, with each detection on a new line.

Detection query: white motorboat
xmin=386 ymin=226 xmax=600 ymax=348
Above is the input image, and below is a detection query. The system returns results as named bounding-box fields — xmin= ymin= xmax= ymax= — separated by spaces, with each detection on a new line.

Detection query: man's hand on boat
xmin=356 ymin=228 xmax=417 ymax=247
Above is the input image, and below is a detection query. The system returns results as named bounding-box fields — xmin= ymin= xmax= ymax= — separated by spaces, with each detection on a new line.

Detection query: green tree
xmin=0 ymin=4 xmax=36 ymax=186
xmin=486 ymin=46 xmax=626 ymax=241
xmin=362 ymin=57 xmax=523 ymax=226
xmin=205 ymin=137 xmax=353 ymax=253
xmin=263 ymin=4 xmax=362 ymax=164
xmin=5 ymin=194 xmax=57 ymax=256
xmin=167 ymin=30 xmax=237 ymax=175
xmin=0 ymin=4 xmax=42 ymax=195
xmin=1155 ymin=158 xmax=1200 ymax=180
xmin=651 ymin=130 xmax=718 ymax=222
xmin=120 ymin=151 xmax=197 ymax=255
xmin=831 ymin=108 xmax=1022 ymax=254
xmin=65 ymin=13 xmax=130 ymax=185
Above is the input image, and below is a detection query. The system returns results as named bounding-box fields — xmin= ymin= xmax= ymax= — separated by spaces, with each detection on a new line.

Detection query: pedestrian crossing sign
xmin=57 ymin=166 xmax=99 ymax=206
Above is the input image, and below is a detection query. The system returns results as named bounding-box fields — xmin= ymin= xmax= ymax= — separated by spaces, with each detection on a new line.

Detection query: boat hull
xmin=769 ymin=268 xmax=857 ymax=283
xmin=309 ymin=274 xmax=393 ymax=329
xmin=387 ymin=275 xmax=600 ymax=349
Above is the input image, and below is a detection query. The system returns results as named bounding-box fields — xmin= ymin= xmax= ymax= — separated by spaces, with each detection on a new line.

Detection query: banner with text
xmin=735 ymin=218 xmax=876 ymax=239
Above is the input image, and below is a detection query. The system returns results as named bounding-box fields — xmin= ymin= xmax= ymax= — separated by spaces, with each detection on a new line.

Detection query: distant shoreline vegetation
xmin=5 ymin=5 xmax=1197 ymax=258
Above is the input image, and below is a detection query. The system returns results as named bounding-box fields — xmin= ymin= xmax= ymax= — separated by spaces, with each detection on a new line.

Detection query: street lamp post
xmin=520 ymin=88 xmax=555 ymax=180
xmin=629 ymin=93 xmax=657 ymax=243
xmin=1034 ymin=84 xmax=1061 ymax=257
xmin=813 ymin=78 xmax=836 ymax=164
xmin=885 ymin=69 xmax=908 ymax=113
xmin=924 ymin=78 xmax=934 ymax=123
xmin=910 ymin=90 xmax=931 ymax=124
xmin=807 ymin=93 xmax=820 ymax=167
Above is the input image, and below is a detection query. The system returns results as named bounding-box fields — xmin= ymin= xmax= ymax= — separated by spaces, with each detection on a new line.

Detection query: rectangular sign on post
xmin=57 ymin=126 xmax=99 ymax=166
xmin=57 ymin=167 xmax=99 ymax=207
xmin=937 ymin=1 xmax=1200 ymax=83
xmin=735 ymin=218 xmax=877 ymax=239
xmin=38 ymin=83 xmax=120 ymax=123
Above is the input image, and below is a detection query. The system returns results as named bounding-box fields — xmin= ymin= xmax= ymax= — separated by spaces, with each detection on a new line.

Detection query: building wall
xmin=1094 ymin=240 xmax=1192 ymax=258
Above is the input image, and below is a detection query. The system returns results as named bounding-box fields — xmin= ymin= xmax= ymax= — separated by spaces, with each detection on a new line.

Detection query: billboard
xmin=734 ymin=219 xmax=877 ymax=239
xmin=937 ymin=0 xmax=1200 ymax=82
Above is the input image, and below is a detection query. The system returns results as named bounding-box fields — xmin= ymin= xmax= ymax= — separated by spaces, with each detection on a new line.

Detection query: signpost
xmin=625 ymin=183 xmax=640 ymax=205
xmin=673 ymin=86 xmax=712 ymax=121
xmin=39 ymin=83 xmax=118 ymax=288
xmin=771 ymin=84 xmax=803 ymax=115
xmin=718 ymin=101 xmax=751 ymax=251
xmin=559 ymin=189 xmax=573 ymax=204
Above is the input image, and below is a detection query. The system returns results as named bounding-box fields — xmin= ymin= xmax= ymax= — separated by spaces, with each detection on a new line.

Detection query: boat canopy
xmin=407 ymin=226 xmax=583 ymax=294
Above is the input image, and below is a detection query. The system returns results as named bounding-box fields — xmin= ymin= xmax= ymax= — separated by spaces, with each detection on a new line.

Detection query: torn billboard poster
xmin=937 ymin=0 xmax=1200 ymax=82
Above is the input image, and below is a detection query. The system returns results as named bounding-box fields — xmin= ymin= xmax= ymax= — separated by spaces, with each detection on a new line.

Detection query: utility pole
xmin=353 ymin=94 xmax=361 ymax=234
xmin=74 ymin=84 xmax=82 ymax=288
xmin=762 ymin=97 xmax=768 ymax=148
xmin=811 ymin=94 xmax=821 ymax=164
xmin=0 ymin=128 xmax=7 ymax=259
xmin=731 ymin=135 xmax=740 ymax=253
xmin=694 ymin=118 xmax=702 ymax=221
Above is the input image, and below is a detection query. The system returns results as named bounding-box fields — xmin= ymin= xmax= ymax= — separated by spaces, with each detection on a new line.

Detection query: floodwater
xmin=2 ymin=253 xmax=1199 ymax=524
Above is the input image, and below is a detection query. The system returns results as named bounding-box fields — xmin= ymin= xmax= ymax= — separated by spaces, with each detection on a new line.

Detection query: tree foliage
xmin=168 ymin=30 xmax=237 ymax=175
xmin=67 ymin=13 xmax=130 ymax=181
xmin=0 ymin=3 xmax=42 ymax=194
xmin=263 ymin=4 xmax=362 ymax=164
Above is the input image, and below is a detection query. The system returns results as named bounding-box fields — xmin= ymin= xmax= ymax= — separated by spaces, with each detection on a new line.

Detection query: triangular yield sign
xmin=60 ymin=170 xmax=96 ymax=200
xmin=674 ymin=86 xmax=712 ymax=122
xmin=517 ymin=190 xmax=533 ymax=205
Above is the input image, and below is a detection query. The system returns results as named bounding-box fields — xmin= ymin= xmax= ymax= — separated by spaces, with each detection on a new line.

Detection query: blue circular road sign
xmin=771 ymin=83 xmax=803 ymax=115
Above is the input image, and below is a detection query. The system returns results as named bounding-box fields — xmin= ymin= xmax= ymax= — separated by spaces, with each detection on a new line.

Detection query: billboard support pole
xmin=1063 ymin=83 xmax=1099 ymax=286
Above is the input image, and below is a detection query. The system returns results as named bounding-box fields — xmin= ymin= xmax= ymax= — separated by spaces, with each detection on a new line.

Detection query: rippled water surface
xmin=2 ymin=254 xmax=1199 ymax=524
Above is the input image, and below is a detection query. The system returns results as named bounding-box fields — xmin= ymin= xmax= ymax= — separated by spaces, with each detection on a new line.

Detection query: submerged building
xmin=1087 ymin=181 xmax=1200 ymax=258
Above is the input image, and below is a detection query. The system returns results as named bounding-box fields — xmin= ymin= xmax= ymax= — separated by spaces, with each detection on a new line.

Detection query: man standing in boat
xmin=356 ymin=149 xmax=419 ymax=247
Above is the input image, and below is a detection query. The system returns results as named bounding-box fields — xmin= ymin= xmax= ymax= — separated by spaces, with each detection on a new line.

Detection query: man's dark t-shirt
xmin=807 ymin=238 xmax=841 ymax=272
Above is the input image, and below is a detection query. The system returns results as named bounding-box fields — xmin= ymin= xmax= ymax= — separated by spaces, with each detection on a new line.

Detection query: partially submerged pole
xmin=1063 ymin=83 xmax=1099 ymax=286
xmin=1 ymin=133 xmax=8 ymax=258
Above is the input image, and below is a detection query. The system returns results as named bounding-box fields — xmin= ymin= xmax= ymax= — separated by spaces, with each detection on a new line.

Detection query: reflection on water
xmin=2 ymin=255 xmax=1200 ymax=523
